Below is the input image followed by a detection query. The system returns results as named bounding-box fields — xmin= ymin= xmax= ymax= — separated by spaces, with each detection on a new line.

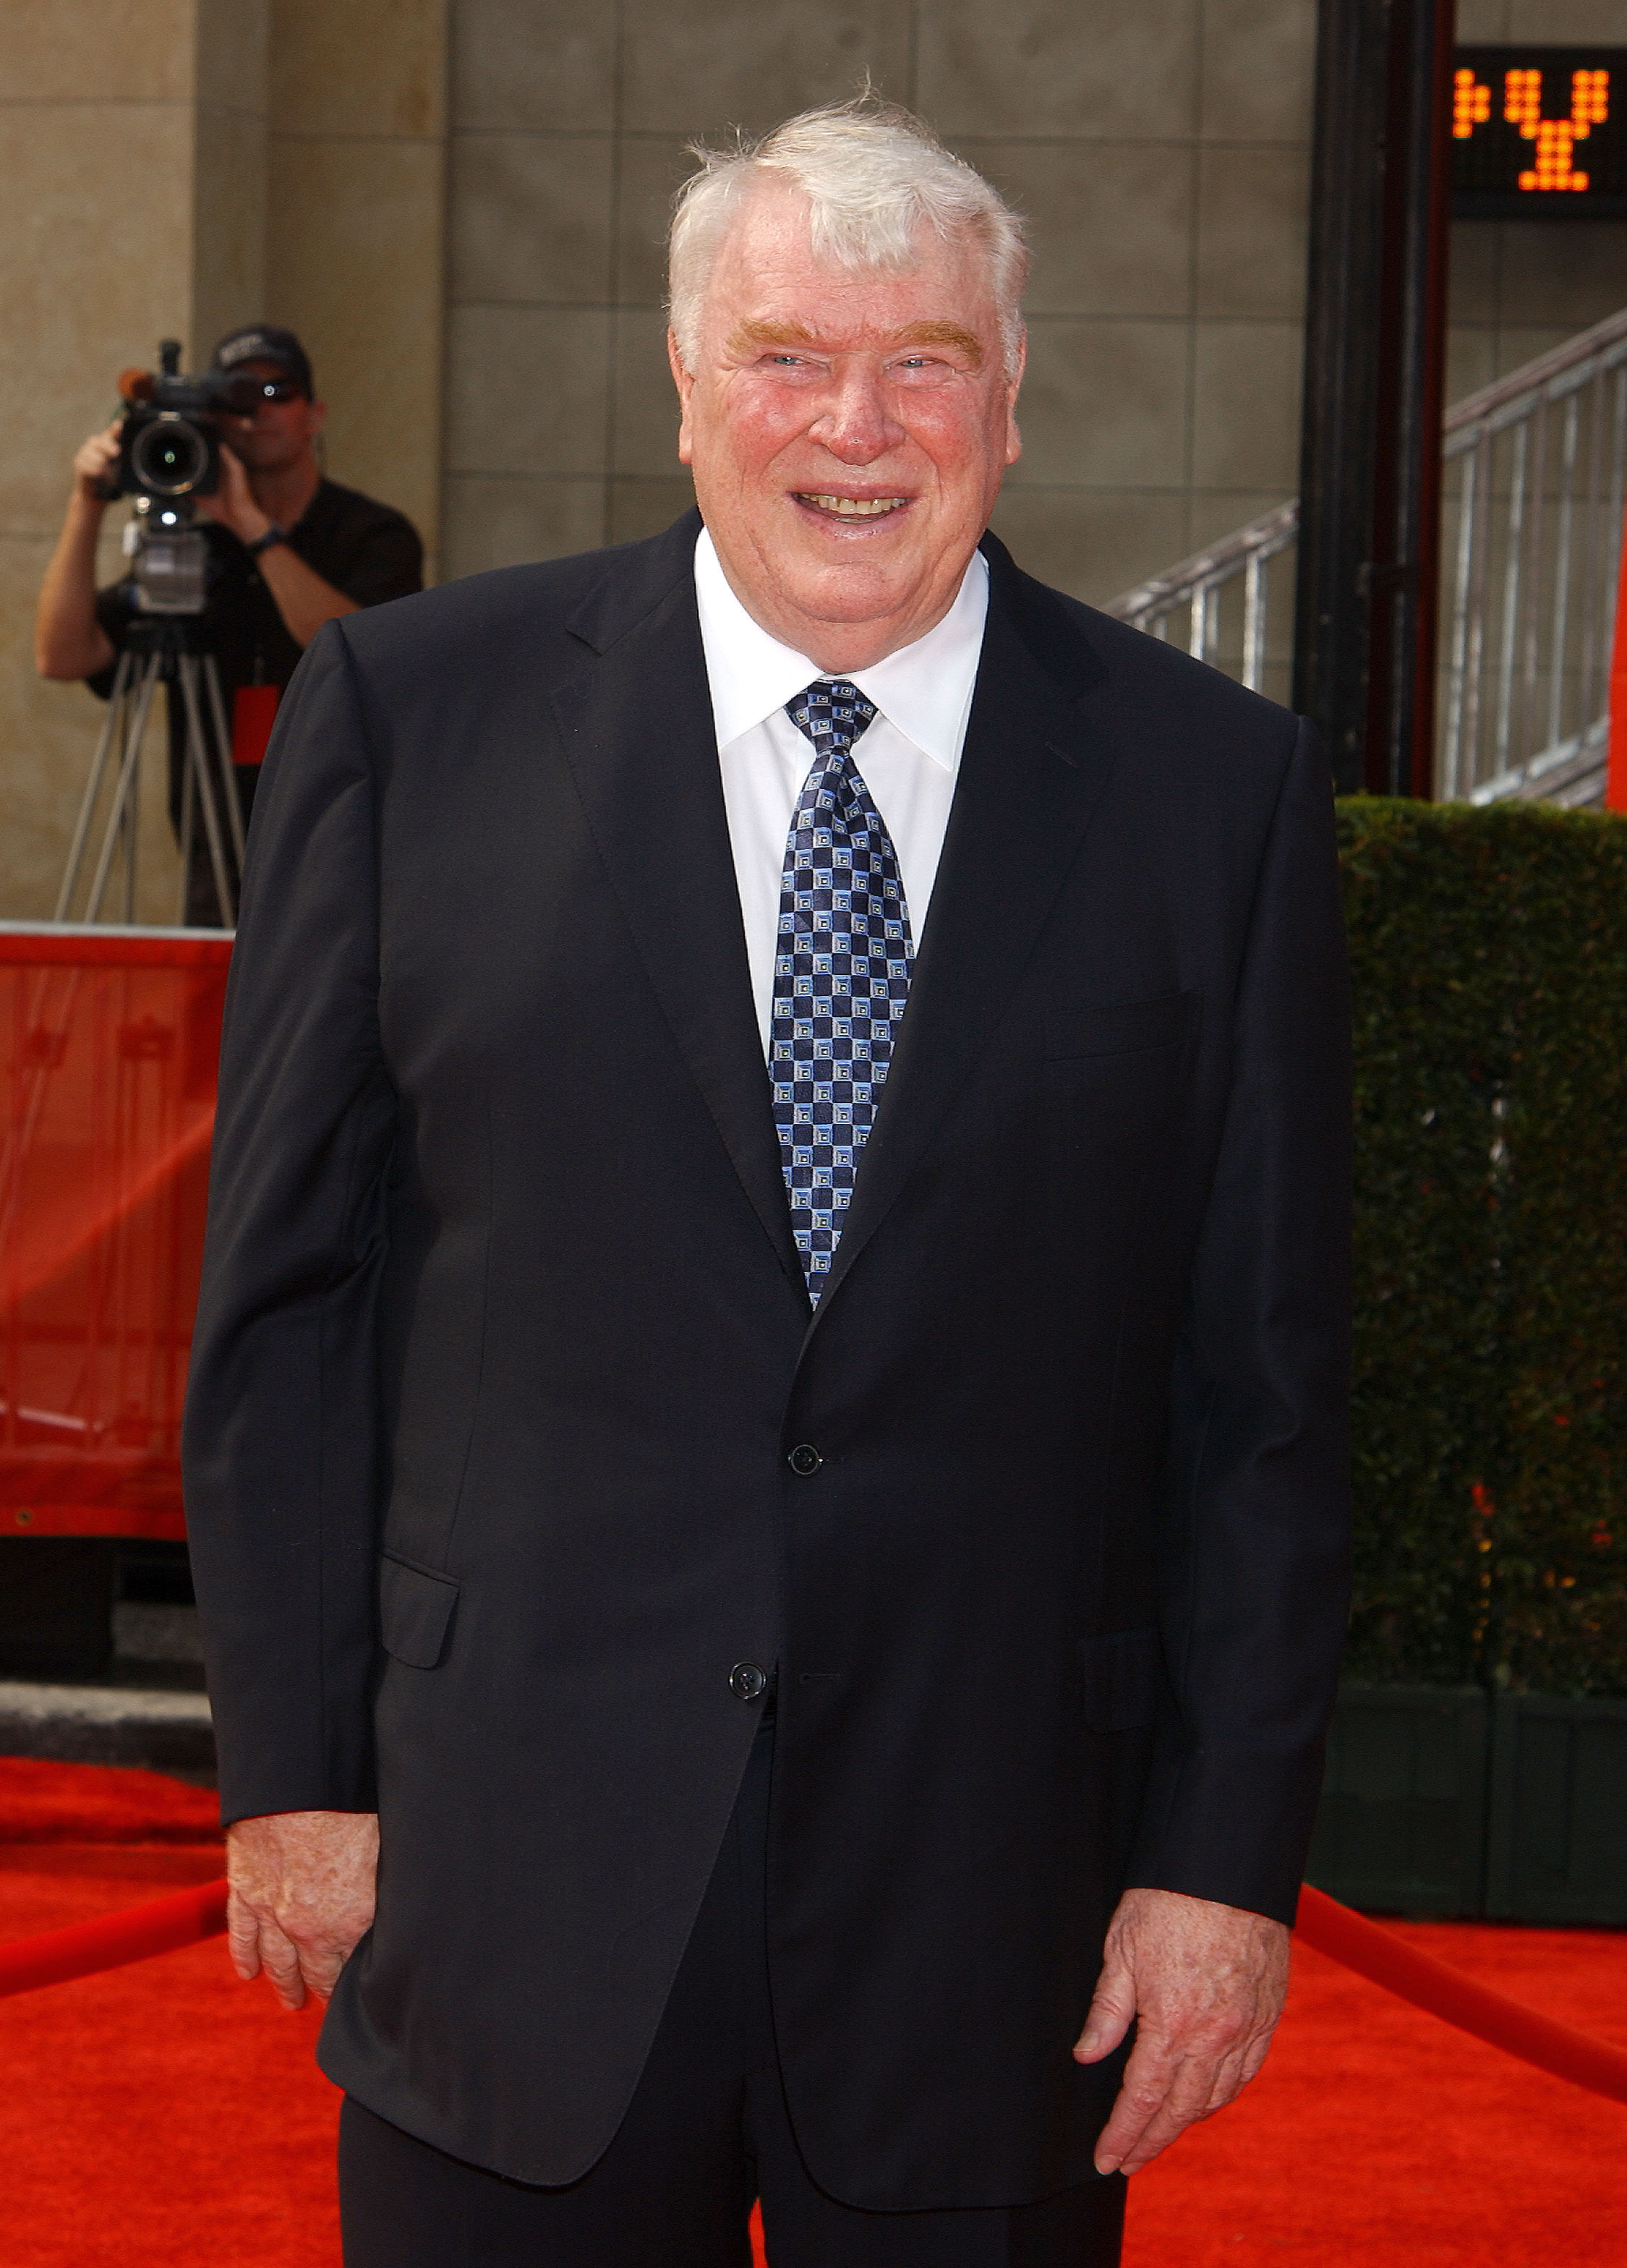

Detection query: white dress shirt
xmin=693 ymin=527 xmax=990 ymax=1053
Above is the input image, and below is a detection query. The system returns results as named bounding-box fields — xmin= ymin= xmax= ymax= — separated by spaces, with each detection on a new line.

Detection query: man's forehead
xmin=708 ymin=184 xmax=994 ymax=354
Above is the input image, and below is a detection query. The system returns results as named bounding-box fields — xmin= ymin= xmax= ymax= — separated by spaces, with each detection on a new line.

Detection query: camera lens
xmin=131 ymin=415 xmax=209 ymax=498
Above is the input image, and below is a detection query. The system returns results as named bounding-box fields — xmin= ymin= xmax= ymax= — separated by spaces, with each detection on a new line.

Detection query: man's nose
xmin=812 ymin=366 xmax=902 ymax=463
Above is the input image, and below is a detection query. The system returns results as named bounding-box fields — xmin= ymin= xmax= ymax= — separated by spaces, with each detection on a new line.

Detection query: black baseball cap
xmin=211 ymin=324 xmax=315 ymax=398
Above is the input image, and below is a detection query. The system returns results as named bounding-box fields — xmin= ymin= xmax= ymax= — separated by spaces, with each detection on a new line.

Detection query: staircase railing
xmin=1103 ymin=501 xmax=1299 ymax=697
xmin=1103 ymin=307 xmax=1627 ymax=807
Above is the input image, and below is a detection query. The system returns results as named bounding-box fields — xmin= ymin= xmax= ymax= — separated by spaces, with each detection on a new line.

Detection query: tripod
xmin=54 ymin=617 xmax=243 ymax=929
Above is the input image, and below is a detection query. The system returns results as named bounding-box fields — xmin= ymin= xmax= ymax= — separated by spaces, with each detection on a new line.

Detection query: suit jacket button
xmin=787 ymin=1444 xmax=822 ymax=1476
xmin=730 ymin=1661 xmax=768 ymax=1702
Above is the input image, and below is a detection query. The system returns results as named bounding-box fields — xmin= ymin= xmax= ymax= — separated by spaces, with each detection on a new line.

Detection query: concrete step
xmin=0 ymin=1678 xmax=215 ymax=1784
xmin=113 ymin=1602 xmax=203 ymax=1668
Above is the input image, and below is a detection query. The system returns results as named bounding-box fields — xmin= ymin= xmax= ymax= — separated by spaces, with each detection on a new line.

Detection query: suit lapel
xmin=802 ymin=542 xmax=1118 ymax=1339
xmin=550 ymin=519 xmax=805 ymax=1294
xmin=546 ymin=520 xmax=1120 ymax=1326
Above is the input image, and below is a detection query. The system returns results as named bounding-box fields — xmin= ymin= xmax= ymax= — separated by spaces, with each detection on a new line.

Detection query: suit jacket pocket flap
xmin=1079 ymin=1626 xmax=1161 ymax=1732
xmin=1046 ymin=993 xmax=1195 ymax=1060
xmin=380 ymin=1553 xmax=460 ymax=1669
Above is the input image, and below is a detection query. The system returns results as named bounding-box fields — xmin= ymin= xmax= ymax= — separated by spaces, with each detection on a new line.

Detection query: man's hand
xmin=196 ymin=438 xmax=359 ymax=647
xmin=1075 ymin=1886 xmax=1290 ymax=2176
xmin=226 ymin=1809 xmax=379 ymax=2011
xmin=36 ymin=425 xmax=124 ymax=678
xmin=72 ymin=422 xmax=123 ymax=506
xmin=195 ymin=440 xmax=269 ymax=545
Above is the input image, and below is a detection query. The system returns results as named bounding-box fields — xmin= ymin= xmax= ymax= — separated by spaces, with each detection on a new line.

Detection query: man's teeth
xmin=803 ymin=495 xmax=905 ymax=516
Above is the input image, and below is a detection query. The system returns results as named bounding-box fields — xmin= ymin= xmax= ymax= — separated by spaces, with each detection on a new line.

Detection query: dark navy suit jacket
xmin=182 ymin=511 xmax=1352 ymax=2201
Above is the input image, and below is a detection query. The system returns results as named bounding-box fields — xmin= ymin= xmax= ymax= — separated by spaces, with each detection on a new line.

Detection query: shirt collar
xmin=693 ymin=526 xmax=988 ymax=773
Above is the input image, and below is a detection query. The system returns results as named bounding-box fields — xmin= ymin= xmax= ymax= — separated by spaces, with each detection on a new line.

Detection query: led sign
xmin=1453 ymin=48 xmax=1627 ymax=217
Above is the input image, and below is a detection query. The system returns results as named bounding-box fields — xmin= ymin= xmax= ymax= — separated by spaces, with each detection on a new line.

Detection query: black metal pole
xmin=1293 ymin=0 xmax=1455 ymax=796
xmin=1367 ymin=0 xmax=1454 ymax=796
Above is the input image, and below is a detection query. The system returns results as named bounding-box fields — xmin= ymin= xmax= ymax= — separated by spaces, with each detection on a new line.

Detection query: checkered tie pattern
xmin=772 ymin=679 xmax=915 ymax=1303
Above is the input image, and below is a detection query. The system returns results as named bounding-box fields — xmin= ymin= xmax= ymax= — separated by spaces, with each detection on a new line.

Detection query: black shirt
xmin=91 ymin=477 xmax=423 ymax=831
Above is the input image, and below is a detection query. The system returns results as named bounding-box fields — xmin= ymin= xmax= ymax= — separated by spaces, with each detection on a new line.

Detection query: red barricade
xmin=0 ymin=926 xmax=229 ymax=1541
xmin=1296 ymin=1883 xmax=1627 ymax=2105
xmin=0 ymin=1876 xmax=228 ymax=1998
xmin=3 ymin=1875 xmax=1626 ymax=2115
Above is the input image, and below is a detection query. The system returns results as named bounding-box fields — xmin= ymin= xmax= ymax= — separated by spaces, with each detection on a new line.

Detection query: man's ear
xmin=1004 ymin=328 xmax=1025 ymax=469
xmin=306 ymin=396 xmax=328 ymax=440
xmin=668 ymin=329 xmax=696 ymax=467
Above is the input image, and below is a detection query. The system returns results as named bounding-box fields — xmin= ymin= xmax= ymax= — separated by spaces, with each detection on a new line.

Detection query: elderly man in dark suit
xmin=182 ymin=96 xmax=1351 ymax=2268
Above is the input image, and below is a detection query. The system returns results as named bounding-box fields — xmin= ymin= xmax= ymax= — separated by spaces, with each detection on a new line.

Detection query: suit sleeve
xmin=182 ymin=619 xmax=396 ymax=1828
xmin=1129 ymin=715 xmax=1353 ymax=1926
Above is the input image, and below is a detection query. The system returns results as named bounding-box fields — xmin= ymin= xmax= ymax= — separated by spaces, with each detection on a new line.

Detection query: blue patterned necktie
xmin=771 ymin=679 xmax=915 ymax=1304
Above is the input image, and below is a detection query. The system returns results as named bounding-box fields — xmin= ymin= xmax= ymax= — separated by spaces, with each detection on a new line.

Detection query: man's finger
xmin=1091 ymin=2031 xmax=1182 ymax=2173
xmin=294 ymin=1935 xmax=350 ymax=2003
xmin=1197 ymin=2023 xmax=1276 ymax=2118
xmin=1073 ymin=1951 xmax=1137 ymax=2063
xmin=255 ymin=1918 xmax=309 ymax=2012
xmin=1102 ymin=2045 xmax=1221 ymax=2175
xmin=1114 ymin=2094 xmax=1203 ymax=2173
xmin=1105 ymin=2016 xmax=1274 ymax=2175
xmin=1238 ymin=2022 xmax=1276 ymax=2088
xmin=225 ymin=1888 xmax=262 ymax=1982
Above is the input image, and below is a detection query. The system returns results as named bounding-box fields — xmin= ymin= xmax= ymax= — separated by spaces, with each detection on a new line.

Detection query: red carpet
xmin=0 ymin=1762 xmax=336 ymax=2266
xmin=1125 ymin=1922 xmax=1627 ymax=2265
xmin=1 ymin=1761 xmax=1623 ymax=2265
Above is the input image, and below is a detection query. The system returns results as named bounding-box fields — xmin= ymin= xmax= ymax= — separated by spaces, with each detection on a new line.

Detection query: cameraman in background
xmin=35 ymin=326 xmax=422 ymax=924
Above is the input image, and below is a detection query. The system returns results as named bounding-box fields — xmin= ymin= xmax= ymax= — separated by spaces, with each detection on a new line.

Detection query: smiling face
xmin=670 ymin=182 xmax=1022 ymax=673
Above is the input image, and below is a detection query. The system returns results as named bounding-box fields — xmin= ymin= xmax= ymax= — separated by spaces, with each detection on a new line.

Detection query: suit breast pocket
xmin=1046 ymin=992 xmax=1197 ymax=1064
xmin=1041 ymin=993 xmax=1198 ymax=1131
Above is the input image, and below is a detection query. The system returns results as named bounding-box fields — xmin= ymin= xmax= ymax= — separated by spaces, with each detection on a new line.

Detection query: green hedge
xmin=1341 ymin=798 xmax=1627 ymax=1695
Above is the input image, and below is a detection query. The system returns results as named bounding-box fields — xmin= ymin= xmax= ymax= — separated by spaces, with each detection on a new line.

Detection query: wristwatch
xmin=245 ymin=522 xmax=288 ymax=558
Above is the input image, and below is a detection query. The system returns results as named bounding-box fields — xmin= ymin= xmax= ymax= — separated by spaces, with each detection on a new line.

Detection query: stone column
xmin=269 ymin=0 xmax=448 ymax=577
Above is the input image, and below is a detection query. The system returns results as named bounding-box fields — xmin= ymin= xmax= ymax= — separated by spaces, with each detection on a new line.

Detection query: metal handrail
xmin=1438 ymin=309 xmax=1627 ymax=806
xmin=1441 ymin=304 xmax=1627 ymax=443
xmin=1104 ymin=503 xmax=1298 ymax=692
xmin=1103 ymin=308 xmax=1627 ymax=806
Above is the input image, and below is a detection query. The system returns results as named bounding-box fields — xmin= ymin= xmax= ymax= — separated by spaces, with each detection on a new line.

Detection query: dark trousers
xmin=338 ymin=1718 xmax=1126 ymax=2267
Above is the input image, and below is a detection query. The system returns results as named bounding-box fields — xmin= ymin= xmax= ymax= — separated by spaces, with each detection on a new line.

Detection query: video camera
xmin=101 ymin=341 xmax=257 ymax=620
xmin=109 ymin=339 xmax=259 ymax=508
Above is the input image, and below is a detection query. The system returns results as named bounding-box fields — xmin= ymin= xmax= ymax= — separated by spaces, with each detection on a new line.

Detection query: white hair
xmin=668 ymin=97 xmax=1029 ymax=380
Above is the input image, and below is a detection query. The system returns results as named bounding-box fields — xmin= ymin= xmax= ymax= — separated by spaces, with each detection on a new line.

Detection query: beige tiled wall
xmin=443 ymin=0 xmax=1320 ymax=608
